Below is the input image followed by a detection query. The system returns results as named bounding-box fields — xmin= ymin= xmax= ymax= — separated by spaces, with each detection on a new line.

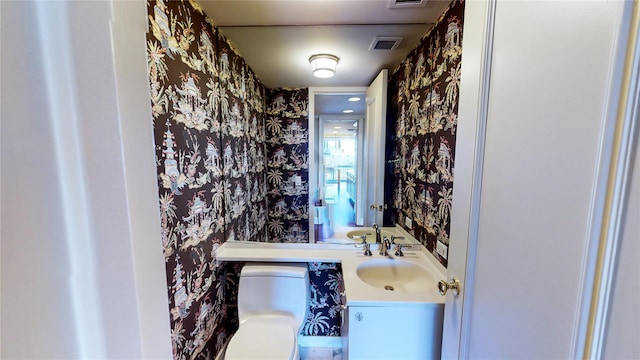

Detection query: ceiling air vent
xmin=369 ymin=37 xmax=403 ymax=51
xmin=388 ymin=0 xmax=428 ymax=9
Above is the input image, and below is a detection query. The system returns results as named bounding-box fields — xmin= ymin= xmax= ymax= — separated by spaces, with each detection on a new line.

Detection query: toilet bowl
xmin=225 ymin=263 xmax=310 ymax=360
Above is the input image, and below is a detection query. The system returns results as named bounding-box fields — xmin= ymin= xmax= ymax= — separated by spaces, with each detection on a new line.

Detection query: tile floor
xmin=299 ymin=347 xmax=342 ymax=360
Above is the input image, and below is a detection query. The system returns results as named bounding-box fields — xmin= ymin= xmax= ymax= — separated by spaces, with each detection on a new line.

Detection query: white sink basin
xmin=356 ymin=258 xmax=435 ymax=293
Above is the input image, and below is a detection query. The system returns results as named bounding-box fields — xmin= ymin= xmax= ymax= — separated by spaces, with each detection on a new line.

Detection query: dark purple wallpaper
xmin=147 ymin=1 xmax=341 ymax=358
xmin=388 ymin=0 xmax=465 ymax=268
xmin=148 ymin=0 xmax=243 ymax=357
xmin=265 ymin=88 xmax=310 ymax=243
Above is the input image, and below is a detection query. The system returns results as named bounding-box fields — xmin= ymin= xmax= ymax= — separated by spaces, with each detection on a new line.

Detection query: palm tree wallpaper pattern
xmin=265 ymin=88 xmax=310 ymax=243
xmin=387 ymin=0 xmax=464 ymax=268
xmin=147 ymin=0 xmax=342 ymax=358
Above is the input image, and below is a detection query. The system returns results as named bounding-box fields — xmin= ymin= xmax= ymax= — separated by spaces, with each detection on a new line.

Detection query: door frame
xmin=441 ymin=0 xmax=496 ymax=357
xmin=574 ymin=1 xmax=640 ymax=357
xmin=364 ymin=69 xmax=388 ymax=227
xmin=444 ymin=0 xmax=639 ymax=358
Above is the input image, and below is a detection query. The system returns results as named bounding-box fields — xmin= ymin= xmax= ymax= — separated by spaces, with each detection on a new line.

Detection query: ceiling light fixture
xmin=309 ymin=54 xmax=340 ymax=78
xmin=348 ymin=97 xmax=361 ymax=102
xmin=343 ymin=109 xmax=354 ymax=114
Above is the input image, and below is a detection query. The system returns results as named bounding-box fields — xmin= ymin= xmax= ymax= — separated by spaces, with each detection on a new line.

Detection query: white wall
xmin=1 ymin=1 xmax=171 ymax=358
xmin=2 ymin=2 xmax=81 ymax=356
xmin=459 ymin=1 xmax=628 ymax=358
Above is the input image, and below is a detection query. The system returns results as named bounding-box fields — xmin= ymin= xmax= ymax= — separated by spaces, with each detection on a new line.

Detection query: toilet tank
xmin=237 ymin=263 xmax=310 ymax=327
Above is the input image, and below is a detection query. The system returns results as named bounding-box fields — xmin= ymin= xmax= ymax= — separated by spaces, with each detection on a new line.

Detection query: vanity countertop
xmin=215 ymin=227 xmax=446 ymax=307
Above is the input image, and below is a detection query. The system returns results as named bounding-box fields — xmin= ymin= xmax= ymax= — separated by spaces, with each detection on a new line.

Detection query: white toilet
xmin=225 ymin=263 xmax=310 ymax=360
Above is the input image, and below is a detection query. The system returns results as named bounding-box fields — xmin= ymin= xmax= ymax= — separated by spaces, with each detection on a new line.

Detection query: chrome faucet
xmin=354 ymin=235 xmax=372 ymax=256
xmin=379 ymin=237 xmax=391 ymax=256
xmin=363 ymin=243 xmax=372 ymax=256
xmin=390 ymin=235 xmax=410 ymax=256
xmin=372 ymin=223 xmax=381 ymax=243
xmin=390 ymin=235 xmax=404 ymax=244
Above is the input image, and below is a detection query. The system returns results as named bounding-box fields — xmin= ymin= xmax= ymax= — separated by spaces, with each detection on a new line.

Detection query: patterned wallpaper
xmin=387 ymin=0 xmax=465 ymax=268
xmin=146 ymin=0 xmax=462 ymax=356
xmin=265 ymin=88 xmax=310 ymax=243
xmin=217 ymin=32 xmax=269 ymax=245
xmin=146 ymin=1 xmax=340 ymax=358
xmin=261 ymin=89 xmax=342 ymax=335
xmin=147 ymin=0 xmax=243 ymax=358
xmin=304 ymin=263 xmax=343 ymax=336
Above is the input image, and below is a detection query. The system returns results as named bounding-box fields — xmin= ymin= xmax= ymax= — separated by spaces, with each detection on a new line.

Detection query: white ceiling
xmin=199 ymin=0 xmax=452 ymax=90
xmin=322 ymin=117 xmax=361 ymax=139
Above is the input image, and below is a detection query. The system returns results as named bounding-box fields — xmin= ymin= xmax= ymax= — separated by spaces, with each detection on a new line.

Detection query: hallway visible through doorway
xmin=315 ymin=178 xmax=356 ymax=242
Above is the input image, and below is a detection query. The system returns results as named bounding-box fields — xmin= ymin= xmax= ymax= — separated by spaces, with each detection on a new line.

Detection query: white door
xmin=442 ymin=0 xmax=633 ymax=358
xmin=439 ymin=0 xmax=491 ymax=357
xmin=363 ymin=69 xmax=388 ymax=226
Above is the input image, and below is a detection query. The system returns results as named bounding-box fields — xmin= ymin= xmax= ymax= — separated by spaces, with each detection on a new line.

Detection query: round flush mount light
xmin=343 ymin=109 xmax=354 ymax=114
xmin=348 ymin=97 xmax=361 ymax=102
xmin=309 ymin=54 xmax=340 ymax=78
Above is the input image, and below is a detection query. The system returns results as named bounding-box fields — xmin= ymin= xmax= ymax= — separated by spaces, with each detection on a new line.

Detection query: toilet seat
xmin=225 ymin=315 xmax=298 ymax=360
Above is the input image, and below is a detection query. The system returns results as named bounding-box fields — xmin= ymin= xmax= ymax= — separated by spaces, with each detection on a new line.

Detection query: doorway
xmin=309 ymin=91 xmax=366 ymax=242
xmin=309 ymin=73 xmax=388 ymax=243
xmin=316 ymin=115 xmax=363 ymax=241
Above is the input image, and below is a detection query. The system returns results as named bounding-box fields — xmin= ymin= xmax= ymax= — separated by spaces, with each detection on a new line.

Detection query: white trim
xmin=309 ymin=90 xmax=316 ymax=243
xmin=110 ymin=0 xmax=173 ymax=357
xmin=34 ymin=3 xmax=107 ymax=357
xmin=458 ymin=1 xmax=497 ymax=358
xmin=442 ymin=0 xmax=496 ymax=358
xmin=573 ymin=1 xmax=640 ymax=358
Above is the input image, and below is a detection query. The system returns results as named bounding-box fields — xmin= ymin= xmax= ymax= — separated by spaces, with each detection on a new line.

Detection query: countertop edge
xmin=214 ymin=240 xmax=447 ymax=306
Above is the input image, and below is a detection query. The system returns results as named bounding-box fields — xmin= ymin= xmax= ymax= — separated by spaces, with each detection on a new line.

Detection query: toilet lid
xmin=225 ymin=316 xmax=297 ymax=360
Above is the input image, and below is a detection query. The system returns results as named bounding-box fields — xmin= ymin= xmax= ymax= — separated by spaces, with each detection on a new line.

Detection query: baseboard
xmin=298 ymin=335 xmax=343 ymax=348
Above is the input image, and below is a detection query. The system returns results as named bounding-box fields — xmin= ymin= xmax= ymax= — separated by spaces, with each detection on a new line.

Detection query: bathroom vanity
xmin=343 ymin=303 xmax=443 ymax=359
xmin=215 ymin=226 xmax=446 ymax=360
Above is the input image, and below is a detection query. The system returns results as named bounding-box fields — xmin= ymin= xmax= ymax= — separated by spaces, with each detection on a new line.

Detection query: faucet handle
xmin=363 ymin=243 xmax=372 ymax=256
xmin=353 ymin=235 xmax=367 ymax=248
xmin=390 ymin=235 xmax=405 ymax=244
xmin=394 ymin=243 xmax=415 ymax=256
xmin=356 ymin=235 xmax=367 ymax=243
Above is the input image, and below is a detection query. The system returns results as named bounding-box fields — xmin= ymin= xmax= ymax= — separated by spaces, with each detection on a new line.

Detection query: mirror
xmin=312 ymin=93 xmax=365 ymax=242
xmin=309 ymin=75 xmax=410 ymax=244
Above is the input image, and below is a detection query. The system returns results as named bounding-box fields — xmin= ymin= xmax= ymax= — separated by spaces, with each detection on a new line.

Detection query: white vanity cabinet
xmin=214 ymin=240 xmax=447 ymax=359
xmin=342 ymin=303 xmax=444 ymax=360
